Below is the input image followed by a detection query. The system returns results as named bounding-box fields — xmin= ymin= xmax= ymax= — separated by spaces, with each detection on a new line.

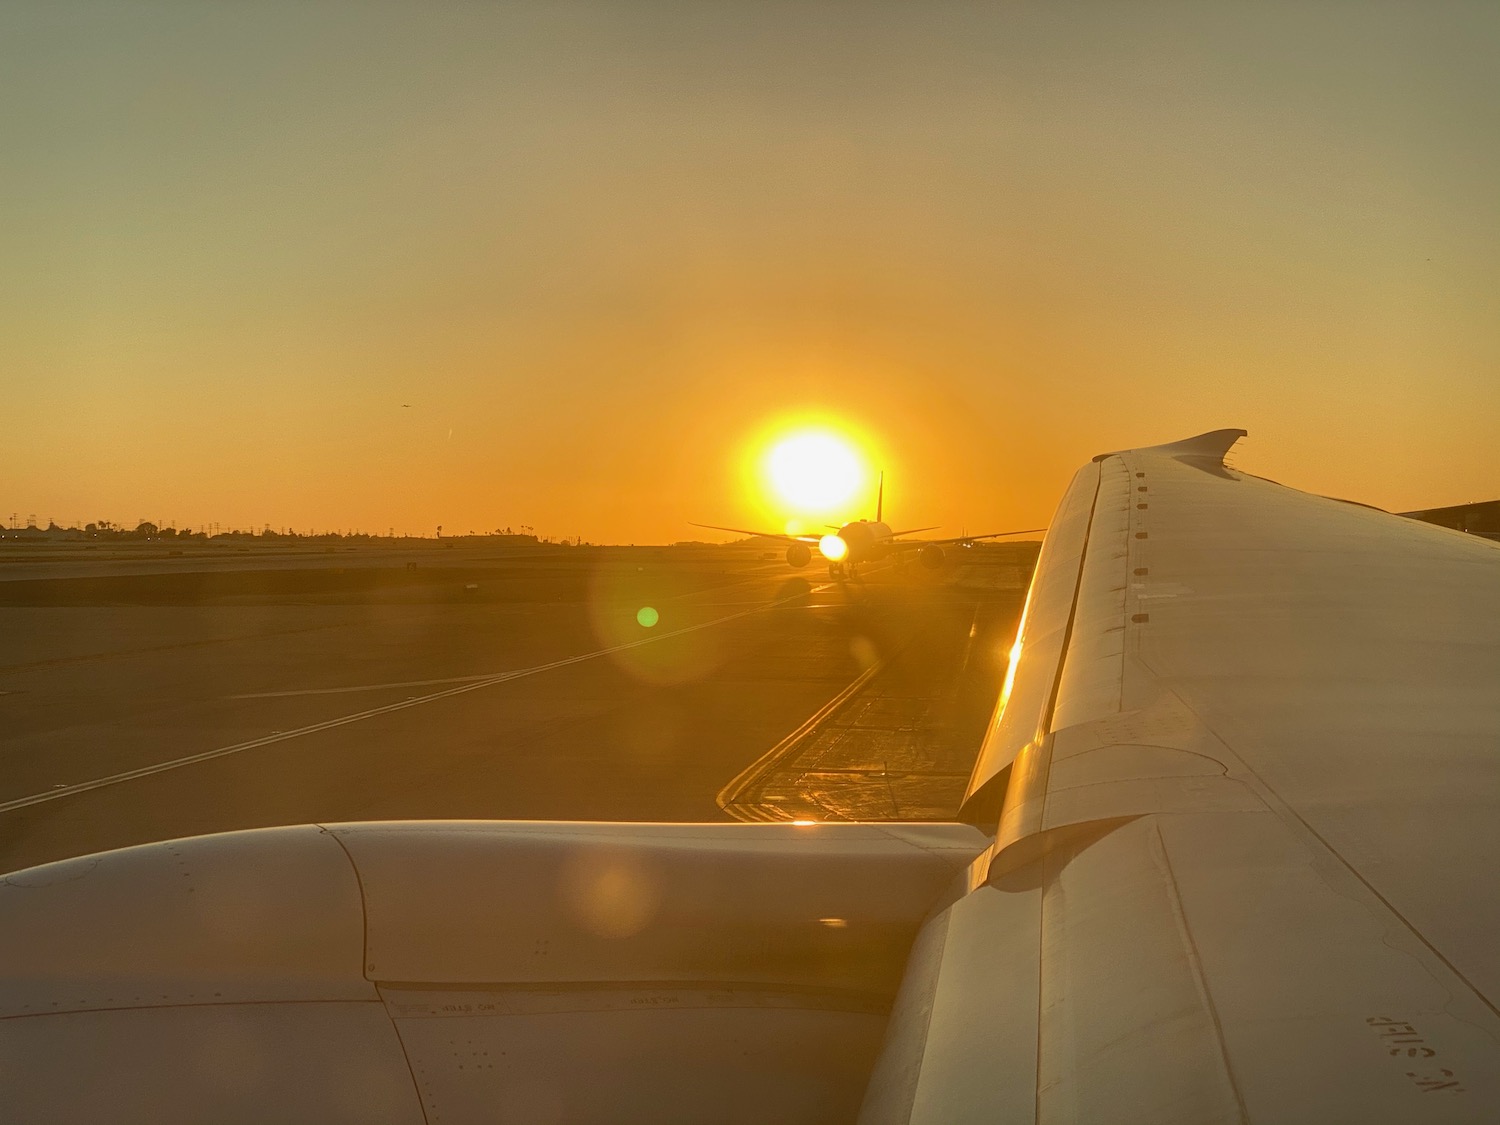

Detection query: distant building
xmin=1403 ymin=499 xmax=1500 ymax=540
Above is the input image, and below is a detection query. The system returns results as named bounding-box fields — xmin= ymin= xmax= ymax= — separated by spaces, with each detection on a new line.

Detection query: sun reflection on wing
xmin=995 ymin=590 xmax=1033 ymax=722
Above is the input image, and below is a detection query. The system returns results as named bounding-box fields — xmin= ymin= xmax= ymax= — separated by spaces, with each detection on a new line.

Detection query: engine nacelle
xmin=786 ymin=542 xmax=812 ymax=568
xmin=919 ymin=544 xmax=945 ymax=569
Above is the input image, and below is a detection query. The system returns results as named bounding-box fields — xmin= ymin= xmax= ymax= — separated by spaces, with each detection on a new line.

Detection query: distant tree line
xmin=1 ymin=519 xmax=573 ymax=545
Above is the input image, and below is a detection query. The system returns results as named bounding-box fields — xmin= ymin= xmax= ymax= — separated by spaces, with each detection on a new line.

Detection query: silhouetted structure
xmin=1403 ymin=499 xmax=1500 ymax=540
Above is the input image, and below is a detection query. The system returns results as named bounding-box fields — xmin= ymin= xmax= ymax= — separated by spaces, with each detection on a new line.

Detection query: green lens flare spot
xmin=636 ymin=606 xmax=659 ymax=628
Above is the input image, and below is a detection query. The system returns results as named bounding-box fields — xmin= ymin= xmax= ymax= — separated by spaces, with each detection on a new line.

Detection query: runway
xmin=0 ymin=544 xmax=1033 ymax=873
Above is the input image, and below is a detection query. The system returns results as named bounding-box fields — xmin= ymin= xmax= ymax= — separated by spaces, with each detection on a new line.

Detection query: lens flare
xmin=636 ymin=606 xmax=659 ymax=628
xmin=818 ymin=534 xmax=849 ymax=561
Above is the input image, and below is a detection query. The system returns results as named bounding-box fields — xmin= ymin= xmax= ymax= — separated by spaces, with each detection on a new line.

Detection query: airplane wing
xmin=885 ymin=525 xmax=941 ymax=538
xmin=688 ymin=521 xmax=820 ymax=543
xmin=7 ymin=428 xmax=1500 ymax=1122
xmin=862 ymin=427 xmax=1500 ymax=1122
xmin=892 ymin=526 xmax=1047 ymax=545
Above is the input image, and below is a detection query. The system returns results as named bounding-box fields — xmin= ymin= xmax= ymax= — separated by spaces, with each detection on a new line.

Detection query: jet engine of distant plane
xmin=785 ymin=542 xmax=811 ymax=568
xmin=919 ymin=544 xmax=945 ymax=569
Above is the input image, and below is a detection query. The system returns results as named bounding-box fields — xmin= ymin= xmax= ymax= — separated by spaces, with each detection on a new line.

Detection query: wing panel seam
xmin=1153 ymin=821 xmax=1250 ymax=1123
xmin=324 ymin=826 xmax=431 ymax=1125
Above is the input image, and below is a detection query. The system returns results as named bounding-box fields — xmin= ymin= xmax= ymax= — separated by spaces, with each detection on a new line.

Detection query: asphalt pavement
xmin=0 ymin=545 xmax=1032 ymax=872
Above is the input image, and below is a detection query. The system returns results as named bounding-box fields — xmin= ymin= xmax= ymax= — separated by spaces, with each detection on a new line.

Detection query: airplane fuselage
xmin=821 ymin=519 xmax=894 ymax=565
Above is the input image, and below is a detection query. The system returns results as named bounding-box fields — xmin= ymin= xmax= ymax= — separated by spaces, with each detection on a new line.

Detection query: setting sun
xmin=765 ymin=430 xmax=866 ymax=514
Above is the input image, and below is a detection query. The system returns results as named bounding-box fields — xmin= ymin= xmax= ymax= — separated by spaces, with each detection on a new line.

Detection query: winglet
xmin=1094 ymin=428 xmax=1246 ymax=469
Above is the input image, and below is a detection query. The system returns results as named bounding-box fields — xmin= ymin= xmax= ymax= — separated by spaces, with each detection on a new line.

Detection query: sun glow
xmin=765 ymin=430 xmax=866 ymax=514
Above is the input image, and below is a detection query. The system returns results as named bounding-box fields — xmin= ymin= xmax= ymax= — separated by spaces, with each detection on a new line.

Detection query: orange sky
xmin=5 ymin=2 xmax=1498 ymax=541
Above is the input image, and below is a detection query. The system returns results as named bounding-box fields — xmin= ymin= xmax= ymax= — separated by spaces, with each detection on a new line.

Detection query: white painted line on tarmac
xmin=231 ymin=673 xmax=523 ymax=699
xmin=0 ymin=584 xmax=835 ymax=816
xmin=716 ymin=660 xmax=885 ymax=823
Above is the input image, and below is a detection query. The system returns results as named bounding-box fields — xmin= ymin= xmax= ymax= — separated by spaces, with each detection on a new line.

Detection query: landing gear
xmin=828 ymin=562 xmax=857 ymax=580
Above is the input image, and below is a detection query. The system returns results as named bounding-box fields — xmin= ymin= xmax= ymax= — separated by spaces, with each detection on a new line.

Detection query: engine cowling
xmin=786 ymin=542 xmax=812 ymax=568
xmin=919 ymin=544 xmax=945 ymax=569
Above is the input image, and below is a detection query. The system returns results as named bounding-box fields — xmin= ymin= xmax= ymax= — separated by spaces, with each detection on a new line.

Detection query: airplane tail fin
xmin=877 ymin=472 xmax=884 ymax=523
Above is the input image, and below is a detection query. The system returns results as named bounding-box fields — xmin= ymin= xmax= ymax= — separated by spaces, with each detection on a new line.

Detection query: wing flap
xmin=1031 ymin=815 xmax=1242 ymax=1125
xmin=859 ymin=884 xmax=1040 ymax=1125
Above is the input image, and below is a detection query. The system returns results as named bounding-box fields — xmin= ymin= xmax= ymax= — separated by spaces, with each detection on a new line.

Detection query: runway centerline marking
xmin=0 ymin=581 xmax=843 ymax=816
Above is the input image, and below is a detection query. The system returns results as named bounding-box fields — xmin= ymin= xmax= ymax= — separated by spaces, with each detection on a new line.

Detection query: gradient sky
xmin=5 ymin=1 xmax=1498 ymax=540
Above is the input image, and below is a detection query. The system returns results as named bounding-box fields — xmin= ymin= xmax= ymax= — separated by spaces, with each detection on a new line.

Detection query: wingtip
xmin=1094 ymin=428 xmax=1247 ymax=467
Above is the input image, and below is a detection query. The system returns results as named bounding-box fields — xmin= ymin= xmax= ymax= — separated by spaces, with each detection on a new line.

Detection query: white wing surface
xmin=862 ymin=429 xmax=1500 ymax=1123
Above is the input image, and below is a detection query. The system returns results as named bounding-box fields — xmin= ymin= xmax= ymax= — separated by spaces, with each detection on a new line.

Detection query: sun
xmin=765 ymin=430 xmax=865 ymax=513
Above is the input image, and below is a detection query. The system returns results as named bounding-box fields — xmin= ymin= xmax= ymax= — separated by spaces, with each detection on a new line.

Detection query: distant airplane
xmin=693 ymin=473 xmax=1045 ymax=576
